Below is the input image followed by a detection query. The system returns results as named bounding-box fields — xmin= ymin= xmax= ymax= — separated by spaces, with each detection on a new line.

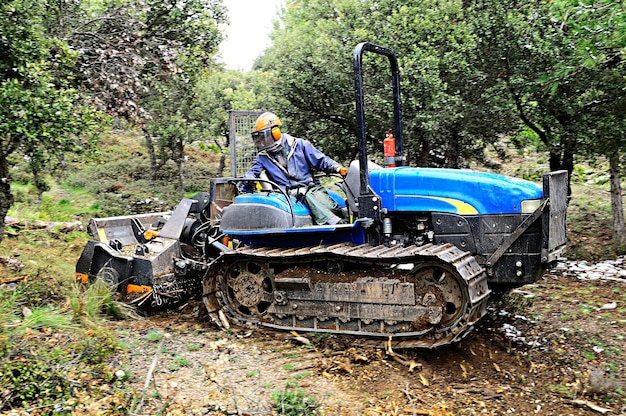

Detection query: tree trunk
xmin=143 ymin=129 xmax=159 ymax=185
xmin=176 ymin=158 xmax=184 ymax=200
xmin=216 ymin=154 xmax=226 ymax=178
xmin=549 ymin=147 xmax=574 ymax=197
xmin=562 ymin=147 xmax=574 ymax=197
xmin=446 ymin=130 xmax=462 ymax=169
xmin=0 ymin=156 xmax=14 ymax=243
xmin=175 ymin=137 xmax=185 ymax=200
xmin=57 ymin=149 xmax=67 ymax=172
xmin=417 ymin=141 xmax=429 ymax=167
xmin=609 ymin=154 xmax=626 ymax=243
xmin=214 ymin=138 xmax=226 ymax=177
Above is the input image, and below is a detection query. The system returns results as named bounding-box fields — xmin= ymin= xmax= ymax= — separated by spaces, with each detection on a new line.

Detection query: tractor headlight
xmin=521 ymin=199 xmax=542 ymax=214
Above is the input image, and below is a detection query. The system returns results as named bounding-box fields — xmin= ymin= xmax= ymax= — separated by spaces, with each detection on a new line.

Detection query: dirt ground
xmin=82 ymin=259 xmax=626 ymax=416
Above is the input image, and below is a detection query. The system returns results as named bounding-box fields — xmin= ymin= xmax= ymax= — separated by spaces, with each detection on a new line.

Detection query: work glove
xmin=337 ymin=166 xmax=348 ymax=177
xmin=236 ymin=180 xmax=248 ymax=193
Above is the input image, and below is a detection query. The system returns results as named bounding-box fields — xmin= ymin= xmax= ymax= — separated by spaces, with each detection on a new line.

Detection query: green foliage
xmin=173 ymin=354 xmax=190 ymax=368
xmin=75 ymin=331 xmax=121 ymax=366
xmin=294 ymin=371 xmax=312 ymax=380
xmin=257 ymin=0 xmax=521 ymax=167
xmin=0 ymin=285 xmax=125 ymax=412
xmin=0 ymin=329 xmax=127 ymax=411
xmin=198 ymin=142 xmax=221 ymax=153
xmin=0 ymin=346 xmax=76 ymax=409
xmin=0 ymin=0 xmax=102 ymax=242
xmin=257 ymin=0 xmax=364 ymax=163
xmin=1 ymin=0 xmax=230 ymax=240
xmin=254 ymin=0 xmax=625 ymax=190
xmin=271 ymin=384 xmax=320 ymax=416
xmin=471 ymin=0 xmax=626 ymax=176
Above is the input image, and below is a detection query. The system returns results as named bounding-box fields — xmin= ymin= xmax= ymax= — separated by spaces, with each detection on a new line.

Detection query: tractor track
xmin=203 ymin=242 xmax=491 ymax=349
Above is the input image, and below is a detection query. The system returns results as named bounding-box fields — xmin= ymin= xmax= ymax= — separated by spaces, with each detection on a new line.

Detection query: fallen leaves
xmin=460 ymin=362 xmax=469 ymax=379
xmin=334 ymin=357 xmax=353 ymax=374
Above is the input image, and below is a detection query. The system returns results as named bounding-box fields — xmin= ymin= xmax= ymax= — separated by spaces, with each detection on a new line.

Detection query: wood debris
xmin=384 ymin=336 xmax=422 ymax=372
xmin=568 ymin=399 xmax=613 ymax=414
xmin=5 ymin=217 xmax=83 ymax=233
xmin=289 ymin=330 xmax=311 ymax=345
xmin=1 ymin=256 xmax=25 ymax=272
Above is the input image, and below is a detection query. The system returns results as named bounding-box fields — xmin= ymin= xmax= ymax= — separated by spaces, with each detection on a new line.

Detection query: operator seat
xmin=339 ymin=160 xmax=383 ymax=214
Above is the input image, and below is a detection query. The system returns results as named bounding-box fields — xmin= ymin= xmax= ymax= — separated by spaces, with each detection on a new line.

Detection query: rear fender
xmin=542 ymin=170 xmax=568 ymax=263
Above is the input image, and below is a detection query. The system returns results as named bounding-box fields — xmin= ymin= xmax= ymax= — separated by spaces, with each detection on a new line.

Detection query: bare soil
xmin=89 ymin=262 xmax=626 ymax=416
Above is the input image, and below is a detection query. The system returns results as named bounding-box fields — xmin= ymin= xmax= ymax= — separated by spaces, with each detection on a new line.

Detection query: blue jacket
xmin=244 ymin=134 xmax=341 ymax=189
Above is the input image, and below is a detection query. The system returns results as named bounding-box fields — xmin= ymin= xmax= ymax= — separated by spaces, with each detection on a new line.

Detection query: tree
xmin=139 ymin=64 xmax=279 ymax=198
xmin=470 ymin=0 xmax=624 ymax=186
xmin=2 ymin=0 xmax=230 ymax=240
xmin=189 ymin=69 xmax=283 ymax=177
xmin=257 ymin=0 xmax=520 ymax=167
xmin=47 ymin=0 xmax=227 ymax=121
xmin=0 ymin=0 xmax=98 ymax=243
xmin=470 ymin=1 xmax=575 ymax=177
xmin=471 ymin=0 xmax=626 ymax=242
xmin=549 ymin=0 xmax=626 ymax=241
xmin=379 ymin=1 xmax=519 ymax=167
xmin=256 ymin=0 xmax=371 ymax=162
xmin=44 ymin=0 xmax=228 ymax=197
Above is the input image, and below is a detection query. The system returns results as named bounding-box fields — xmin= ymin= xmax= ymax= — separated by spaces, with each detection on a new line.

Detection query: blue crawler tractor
xmin=75 ymin=43 xmax=567 ymax=348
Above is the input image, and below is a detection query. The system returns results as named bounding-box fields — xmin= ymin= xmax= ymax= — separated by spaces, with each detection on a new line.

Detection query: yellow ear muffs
xmin=271 ymin=126 xmax=282 ymax=140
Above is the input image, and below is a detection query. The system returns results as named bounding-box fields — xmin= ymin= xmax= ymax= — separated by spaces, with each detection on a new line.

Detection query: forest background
xmin=0 ymin=0 xmax=625 ymax=413
xmin=1 ymin=0 xmax=625 ymax=245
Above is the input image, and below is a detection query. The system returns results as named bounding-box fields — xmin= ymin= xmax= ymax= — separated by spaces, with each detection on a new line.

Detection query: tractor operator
xmin=244 ymin=111 xmax=348 ymax=225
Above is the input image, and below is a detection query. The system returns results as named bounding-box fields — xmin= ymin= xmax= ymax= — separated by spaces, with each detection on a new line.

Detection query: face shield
xmin=252 ymin=127 xmax=281 ymax=152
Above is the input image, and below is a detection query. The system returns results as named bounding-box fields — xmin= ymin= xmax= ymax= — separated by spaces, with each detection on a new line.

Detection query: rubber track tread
xmin=205 ymin=243 xmax=490 ymax=349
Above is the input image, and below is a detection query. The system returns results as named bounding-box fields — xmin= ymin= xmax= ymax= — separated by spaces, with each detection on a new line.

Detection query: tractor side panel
xmin=370 ymin=167 xmax=543 ymax=215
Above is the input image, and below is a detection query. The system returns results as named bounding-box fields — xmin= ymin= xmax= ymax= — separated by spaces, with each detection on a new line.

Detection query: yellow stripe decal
xmin=427 ymin=196 xmax=478 ymax=215
xmin=97 ymin=228 xmax=108 ymax=243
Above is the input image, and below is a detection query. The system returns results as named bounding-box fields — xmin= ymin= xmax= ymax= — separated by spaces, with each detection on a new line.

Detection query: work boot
xmin=326 ymin=215 xmax=344 ymax=225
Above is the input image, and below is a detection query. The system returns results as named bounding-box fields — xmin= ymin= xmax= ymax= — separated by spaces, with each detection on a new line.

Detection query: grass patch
xmin=145 ymin=329 xmax=164 ymax=342
xmin=70 ymin=280 xmax=140 ymax=326
xmin=294 ymin=371 xmax=312 ymax=380
xmin=271 ymin=383 xmax=319 ymax=416
xmin=167 ymin=355 xmax=190 ymax=372
xmin=8 ymin=181 xmax=100 ymax=222
xmin=548 ymin=383 xmax=575 ymax=399
xmin=174 ymin=355 xmax=190 ymax=367
xmin=186 ymin=343 xmax=201 ymax=352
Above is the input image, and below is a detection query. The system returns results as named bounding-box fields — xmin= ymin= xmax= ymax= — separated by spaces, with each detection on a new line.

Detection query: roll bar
xmin=353 ymin=42 xmax=404 ymax=218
